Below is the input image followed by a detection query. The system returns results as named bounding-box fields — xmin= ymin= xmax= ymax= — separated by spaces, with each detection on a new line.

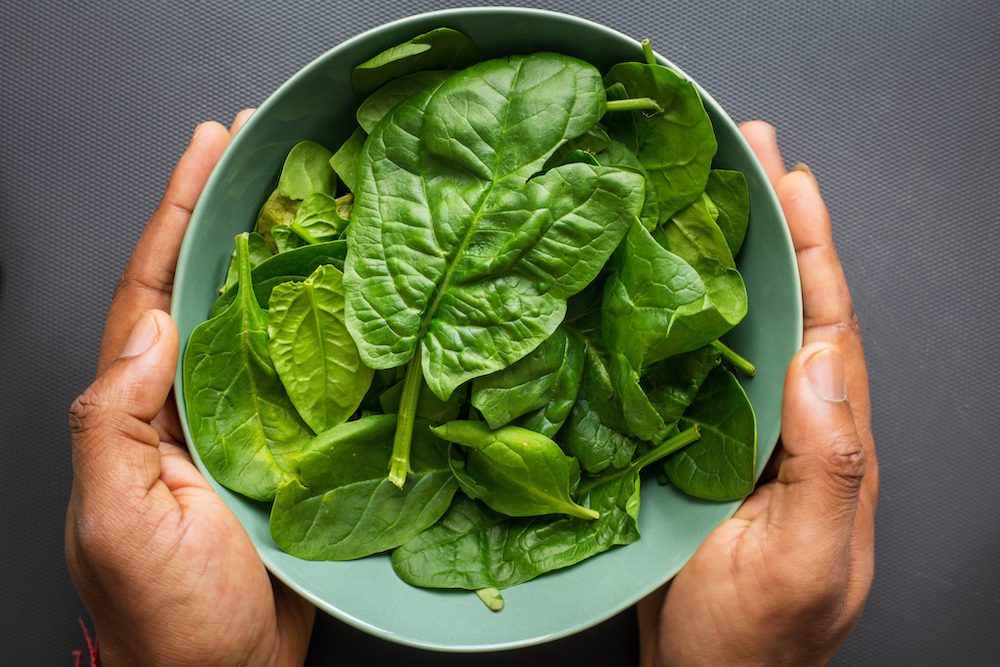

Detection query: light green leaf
xmin=329 ymin=128 xmax=366 ymax=193
xmin=277 ymin=140 xmax=336 ymax=200
xmin=356 ymin=70 xmax=455 ymax=133
xmin=183 ymin=233 xmax=313 ymax=501
xmin=267 ymin=265 xmax=373 ymax=433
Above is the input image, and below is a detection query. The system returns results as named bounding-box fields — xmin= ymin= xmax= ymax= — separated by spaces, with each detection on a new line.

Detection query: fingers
xmin=70 ymin=310 xmax=179 ymax=499
xmin=98 ymin=122 xmax=232 ymax=372
xmin=775 ymin=163 xmax=877 ymax=513
xmin=230 ymin=107 xmax=256 ymax=135
xmin=739 ymin=120 xmax=787 ymax=187
xmin=767 ymin=343 xmax=865 ymax=553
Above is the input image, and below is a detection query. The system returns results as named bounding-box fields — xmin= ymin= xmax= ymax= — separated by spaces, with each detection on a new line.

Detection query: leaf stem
xmin=475 ymin=587 xmax=504 ymax=612
xmin=334 ymin=193 xmax=354 ymax=206
xmin=605 ymin=97 xmax=663 ymax=113
xmin=576 ymin=426 xmax=701 ymax=495
xmin=288 ymin=222 xmax=320 ymax=245
xmin=641 ymin=38 xmax=657 ymax=65
xmin=388 ymin=349 xmax=423 ymax=488
xmin=712 ymin=340 xmax=756 ymax=377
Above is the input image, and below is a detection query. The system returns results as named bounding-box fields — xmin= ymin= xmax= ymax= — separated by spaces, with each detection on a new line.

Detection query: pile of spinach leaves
xmin=183 ymin=28 xmax=758 ymax=610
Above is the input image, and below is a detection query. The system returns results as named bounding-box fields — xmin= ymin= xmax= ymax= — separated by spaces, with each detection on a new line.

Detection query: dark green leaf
xmin=391 ymin=472 xmax=641 ymax=590
xmin=558 ymin=340 xmax=638 ymax=474
xmin=705 ymin=169 xmax=750 ymax=256
xmin=471 ymin=326 xmax=584 ymax=437
xmin=603 ymin=62 xmax=716 ymax=221
xmin=663 ymin=367 xmax=757 ymax=500
xmin=352 ymin=27 xmax=481 ymax=96
xmin=267 ymin=265 xmax=373 ymax=433
xmin=269 ymin=415 xmax=459 ymax=559
xmin=643 ymin=344 xmax=722 ymax=426
xmin=432 ymin=421 xmax=599 ymax=520
xmin=183 ymin=233 xmax=313 ymax=501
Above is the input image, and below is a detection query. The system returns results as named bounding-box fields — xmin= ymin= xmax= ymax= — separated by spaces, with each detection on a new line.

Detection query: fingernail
xmin=119 ymin=312 xmax=160 ymax=359
xmin=793 ymin=162 xmax=813 ymax=178
xmin=806 ymin=347 xmax=847 ymax=402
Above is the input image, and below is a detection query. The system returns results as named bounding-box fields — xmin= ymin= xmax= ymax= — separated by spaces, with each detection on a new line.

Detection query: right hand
xmin=638 ymin=121 xmax=879 ymax=666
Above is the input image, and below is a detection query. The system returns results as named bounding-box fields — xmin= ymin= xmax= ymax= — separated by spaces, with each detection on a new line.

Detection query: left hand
xmin=65 ymin=112 xmax=315 ymax=667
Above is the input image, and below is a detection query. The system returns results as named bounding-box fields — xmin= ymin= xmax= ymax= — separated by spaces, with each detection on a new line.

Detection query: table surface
xmin=2 ymin=1 xmax=998 ymax=664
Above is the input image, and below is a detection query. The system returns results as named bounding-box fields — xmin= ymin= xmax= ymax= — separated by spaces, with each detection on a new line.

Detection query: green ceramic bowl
xmin=172 ymin=7 xmax=801 ymax=652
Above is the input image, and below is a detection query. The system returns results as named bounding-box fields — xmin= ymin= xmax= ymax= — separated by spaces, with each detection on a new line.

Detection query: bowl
xmin=172 ymin=6 xmax=802 ymax=652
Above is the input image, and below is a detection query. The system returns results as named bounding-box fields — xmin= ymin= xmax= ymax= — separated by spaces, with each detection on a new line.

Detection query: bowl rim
xmin=172 ymin=5 xmax=802 ymax=652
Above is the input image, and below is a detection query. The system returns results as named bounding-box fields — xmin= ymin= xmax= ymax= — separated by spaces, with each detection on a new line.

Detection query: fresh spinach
xmin=345 ymin=53 xmax=644 ymax=486
xmin=211 ymin=240 xmax=347 ymax=316
xmin=184 ymin=31 xmax=762 ymax=606
xmin=184 ymin=233 xmax=313 ymax=501
xmin=432 ymin=421 xmax=598 ymax=520
xmin=269 ymin=414 xmax=459 ymax=559
xmin=663 ymin=367 xmax=757 ymax=500
xmin=352 ymin=27 xmax=481 ymax=96
xmin=267 ymin=264 xmax=372 ymax=433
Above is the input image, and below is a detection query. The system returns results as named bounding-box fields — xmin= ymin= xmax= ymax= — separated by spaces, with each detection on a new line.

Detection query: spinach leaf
xmin=603 ymin=62 xmax=716 ymax=221
xmin=220 ymin=231 xmax=270 ymax=293
xmin=558 ymin=337 xmax=638 ymax=474
xmin=594 ymin=138 xmax=660 ymax=231
xmin=663 ymin=367 xmax=757 ymax=500
xmin=705 ymin=169 xmax=750 ymax=256
xmin=255 ymin=140 xmax=337 ymax=250
xmin=269 ymin=415 xmax=459 ymax=560
xmin=277 ymin=140 xmax=336 ymax=200
xmin=345 ymin=53 xmax=643 ymax=486
xmin=643 ymin=344 xmax=722 ymax=426
xmin=432 ymin=421 xmax=598 ymax=520
xmin=183 ymin=233 xmax=312 ymax=501
xmin=211 ymin=240 xmax=347 ymax=316
xmin=356 ymin=70 xmax=455 ymax=133
xmin=391 ymin=472 xmax=640 ymax=590
xmin=329 ymin=128 xmax=366 ymax=193
xmin=254 ymin=189 xmax=299 ymax=250
xmin=271 ymin=225 xmax=304 ymax=254
xmin=267 ymin=264 xmax=373 ymax=433
xmin=470 ymin=326 xmax=584 ymax=437
xmin=289 ymin=192 xmax=350 ymax=243
xmin=352 ymin=27 xmax=481 ymax=96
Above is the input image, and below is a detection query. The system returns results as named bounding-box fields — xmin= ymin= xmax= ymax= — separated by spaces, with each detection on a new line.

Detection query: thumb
xmin=69 ymin=309 xmax=178 ymax=498
xmin=768 ymin=342 xmax=867 ymax=551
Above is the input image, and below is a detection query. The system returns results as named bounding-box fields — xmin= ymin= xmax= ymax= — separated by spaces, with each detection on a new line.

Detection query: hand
xmin=65 ymin=112 xmax=315 ymax=667
xmin=638 ymin=121 xmax=878 ymax=666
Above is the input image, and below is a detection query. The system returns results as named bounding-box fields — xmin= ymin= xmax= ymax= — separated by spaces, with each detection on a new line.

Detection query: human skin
xmin=65 ymin=113 xmax=874 ymax=666
xmin=65 ymin=111 xmax=315 ymax=667
xmin=638 ymin=121 xmax=878 ymax=667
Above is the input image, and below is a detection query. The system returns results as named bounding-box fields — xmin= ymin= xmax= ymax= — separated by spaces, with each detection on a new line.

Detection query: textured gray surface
xmin=2 ymin=0 xmax=998 ymax=664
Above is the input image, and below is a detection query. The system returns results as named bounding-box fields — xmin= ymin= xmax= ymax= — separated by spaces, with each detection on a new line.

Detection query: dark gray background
xmin=2 ymin=0 xmax=997 ymax=664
